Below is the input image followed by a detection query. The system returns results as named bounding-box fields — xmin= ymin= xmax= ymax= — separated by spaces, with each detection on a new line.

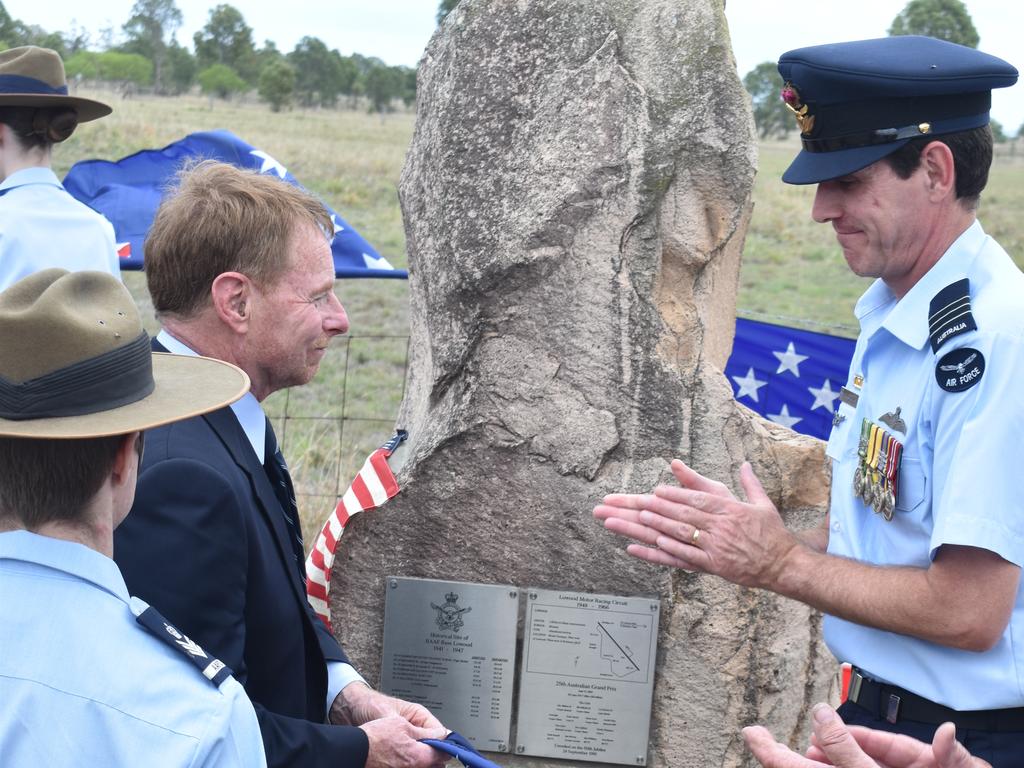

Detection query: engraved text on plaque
xmin=380 ymin=577 xmax=518 ymax=752
xmin=515 ymin=588 xmax=659 ymax=765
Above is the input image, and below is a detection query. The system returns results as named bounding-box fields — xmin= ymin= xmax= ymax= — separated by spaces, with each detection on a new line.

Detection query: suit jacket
xmin=115 ymin=342 xmax=369 ymax=768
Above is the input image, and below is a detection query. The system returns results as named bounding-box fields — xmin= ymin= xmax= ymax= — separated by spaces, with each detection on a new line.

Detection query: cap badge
xmin=781 ymin=82 xmax=815 ymax=135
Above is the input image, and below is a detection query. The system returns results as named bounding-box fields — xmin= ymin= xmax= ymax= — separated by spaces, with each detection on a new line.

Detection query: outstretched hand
xmin=743 ymin=703 xmax=989 ymax=768
xmin=593 ymin=459 xmax=798 ymax=590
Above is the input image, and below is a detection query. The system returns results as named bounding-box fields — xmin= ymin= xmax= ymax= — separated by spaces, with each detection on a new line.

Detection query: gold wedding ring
xmin=690 ymin=528 xmax=701 ymax=545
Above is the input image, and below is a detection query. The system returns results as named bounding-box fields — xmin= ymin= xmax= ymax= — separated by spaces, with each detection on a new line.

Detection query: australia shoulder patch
xmin=935 ymin=347 xmax=985 ymax=393
xmin=928 ymin=278 xmax=977 ymax=353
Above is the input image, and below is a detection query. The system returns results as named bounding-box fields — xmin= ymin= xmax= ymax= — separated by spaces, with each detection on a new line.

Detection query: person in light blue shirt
xmin=595 ymin=36 xmax=1024 ymax=766
xmin=0 ymin=268 xmax=263 ymax=767
xmin=821 ymin=219 xmax=1024 ymax=712
xmin=0 ymin=46 xmax=120 ymax=290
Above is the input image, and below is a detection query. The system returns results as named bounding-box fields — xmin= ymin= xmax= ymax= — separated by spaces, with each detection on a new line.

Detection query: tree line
xmin=742 ymin=0 xmax=1021 ymax=142
xmin=0 ymin=0 xmax=417 ymax=113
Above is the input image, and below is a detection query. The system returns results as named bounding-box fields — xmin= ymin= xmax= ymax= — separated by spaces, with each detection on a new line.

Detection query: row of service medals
xmin=853 ymin=418 xmax=904 ymax=521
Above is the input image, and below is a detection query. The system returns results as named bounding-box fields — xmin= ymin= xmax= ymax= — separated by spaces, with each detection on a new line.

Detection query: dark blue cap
xmin=776 ymin=36 xmax=1017 ymax=184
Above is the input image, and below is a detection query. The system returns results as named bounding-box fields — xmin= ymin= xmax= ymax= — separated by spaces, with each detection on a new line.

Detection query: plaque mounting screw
xmin=509 ymin=591 xmax=517 ymax=598
xmin=636 ymin=757 xmax=645 ymax=764
xmin=516 ymin=746 xmax=525 ymax=754
xmin=389 ymin=579 xmax=398 ymax=589
xmin=650 ymin=604 xmax=657 ymax=611
xmin=529 ymin=592 xmax=537 ymax=600
xmin=497 ymin=743 xmax=507 ymax=752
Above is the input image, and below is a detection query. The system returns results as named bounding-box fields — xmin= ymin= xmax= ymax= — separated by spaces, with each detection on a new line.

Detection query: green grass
xmin=57 ymin=89 xmax=1024 ymax=545
xmin=738 ymin=140 xmax=869 ymax=336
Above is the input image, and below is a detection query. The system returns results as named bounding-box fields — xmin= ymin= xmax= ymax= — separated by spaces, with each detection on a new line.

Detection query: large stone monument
xmin=331 ymin=1 xmax=836 ymax=765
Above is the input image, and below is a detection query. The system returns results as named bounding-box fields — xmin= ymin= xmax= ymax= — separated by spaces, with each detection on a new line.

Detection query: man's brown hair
xmin=0 ymin=436 xmax=124 ymax=529
xmin=145 ymin=160 xmax=334 ymax=318
xmin=885 ymin=125 xmax=993 ymax=210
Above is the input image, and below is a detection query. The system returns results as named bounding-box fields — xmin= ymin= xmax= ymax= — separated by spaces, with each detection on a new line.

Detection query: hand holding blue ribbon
xmin=421 ymin=732 xmax=505 ymax=768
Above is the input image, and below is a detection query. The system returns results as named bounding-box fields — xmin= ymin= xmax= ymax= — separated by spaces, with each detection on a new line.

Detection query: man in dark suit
xmin=114 ymin=160 xmax=448 ymax=768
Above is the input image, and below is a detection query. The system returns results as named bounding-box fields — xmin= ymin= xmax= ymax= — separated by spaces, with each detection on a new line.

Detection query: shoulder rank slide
xmin=928 ymin=278 xmax=976 ymax=353
xmin=130 ymin=597 xmax=233 ymax=686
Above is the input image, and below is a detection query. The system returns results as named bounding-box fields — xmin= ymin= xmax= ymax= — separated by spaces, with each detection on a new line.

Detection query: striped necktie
xmin=264 ymin=418 xmax=306 ymax=582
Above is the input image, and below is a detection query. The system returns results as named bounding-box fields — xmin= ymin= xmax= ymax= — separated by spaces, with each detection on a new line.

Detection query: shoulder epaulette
xmin=130 ymin=597 xmax=233 ymax=687
xmin=928 ymin=278 xmax=976 ymax=353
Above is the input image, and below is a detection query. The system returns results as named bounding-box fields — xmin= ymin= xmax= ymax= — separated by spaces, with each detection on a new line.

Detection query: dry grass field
xmin=57 ymin=90 xmax=415 ymax=542
xmin=740 ymin=138 xmax=1024 ymax=337
xmin=57 ymin=88 xmax=1024 ymax=547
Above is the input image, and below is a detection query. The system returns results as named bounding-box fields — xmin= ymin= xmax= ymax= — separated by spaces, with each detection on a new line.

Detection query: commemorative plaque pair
xmin=380 ymin=577 xmax=659 ymax=766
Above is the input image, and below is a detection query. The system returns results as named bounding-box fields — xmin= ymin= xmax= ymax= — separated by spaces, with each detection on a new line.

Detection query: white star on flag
xmin=773 ymin=342 xmax=809 ymax=377
xmin=362 ymin=253 xmax=394 ymax=271
xmin=808 ymin=379 xmax=840 ymax=412
xmin=767 ymin=404 xmax=802 ymax=429
xmin=330 ymin=214 xmax=345 ymax=234
xmin=731 ymin=367 xmax=768 ymax=403
xmin=250 ymin=150 xmax=288 ymax=179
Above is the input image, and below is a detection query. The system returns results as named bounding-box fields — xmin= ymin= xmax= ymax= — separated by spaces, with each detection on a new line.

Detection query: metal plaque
xmin=515 ymin=588 xmax=659 ymax=765
xmin=380 ymin=577 xmax=518 ymax=752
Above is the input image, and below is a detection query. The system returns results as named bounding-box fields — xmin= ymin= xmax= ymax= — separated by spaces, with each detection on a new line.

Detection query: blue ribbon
xmin=0 ymin=74 xmax=68 ymax=96
xmin=421 ymin=732 xmax=505 ymax=768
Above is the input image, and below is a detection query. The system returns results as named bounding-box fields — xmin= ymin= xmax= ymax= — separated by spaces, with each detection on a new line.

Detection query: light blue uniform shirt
xmin=824 ymin=221 xmax=1024 ymax=710
xmin=0 ymin=166 xmax=120 ymax=291
xmin=157 ymin=330 xmax=367 ymax=710
xmin=0 ymin=531 xmax=266 ymax=767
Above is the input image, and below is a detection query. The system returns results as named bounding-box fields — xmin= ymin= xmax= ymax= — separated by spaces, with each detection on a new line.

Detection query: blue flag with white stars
xmin=725 ymin=318 xmax=856 ymax=440
xmin=63 ymin=130 xmax=406 ymax=279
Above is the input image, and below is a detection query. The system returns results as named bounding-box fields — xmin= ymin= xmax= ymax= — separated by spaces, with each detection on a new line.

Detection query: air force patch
xmin=928 ymin=279 xmax=977 ymax=353
xmin=936 ymin=347 xmax=985 ymax=393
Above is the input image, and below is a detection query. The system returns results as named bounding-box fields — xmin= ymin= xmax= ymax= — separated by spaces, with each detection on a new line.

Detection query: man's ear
xmin=210 ymin=272 xmax=253 ymax=333
xmin=110 ymin=432 xmax=141 ymax=489
xmin=919 ymin=140 xmax=957 ymax=203
xmin=108 ymin=432 xmax=143 ymax=531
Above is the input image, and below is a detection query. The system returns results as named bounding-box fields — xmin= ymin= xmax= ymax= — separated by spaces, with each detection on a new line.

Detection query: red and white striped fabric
xmin=305 ymin=431 xmax=407 ymax=630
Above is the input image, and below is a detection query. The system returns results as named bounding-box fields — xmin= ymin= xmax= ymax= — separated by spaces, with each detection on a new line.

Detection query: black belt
xmin=847 ymin=668 xmax=1024 ymax=733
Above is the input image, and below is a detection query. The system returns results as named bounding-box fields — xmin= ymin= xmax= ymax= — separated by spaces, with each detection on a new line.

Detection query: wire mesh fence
xmin=262 ymin=334 xmax=412 ymax=550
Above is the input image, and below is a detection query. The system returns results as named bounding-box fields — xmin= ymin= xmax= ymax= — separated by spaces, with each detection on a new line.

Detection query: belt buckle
xmin=886 ymin=694 xmax=902 ymax=724
xmin=848 ymin=671 xmax=864 ymax=703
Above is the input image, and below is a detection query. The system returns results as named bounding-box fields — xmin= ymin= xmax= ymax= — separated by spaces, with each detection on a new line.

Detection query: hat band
xmin=801 ymin=111 xmax=992 ymax=154
xmin=0 ymin=332 xmax=154 ymax=421
xmin=801 ymin=123 xmax=931 ymax=153
xmin=0 ymin=74 xmax=69 ymax=97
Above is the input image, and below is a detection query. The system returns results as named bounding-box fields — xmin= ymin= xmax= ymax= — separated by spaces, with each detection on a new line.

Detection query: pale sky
xmin=4 ymin=0 xmax=1022 ymax=130
xmin=725 ymin=0 xmax=1023 ymax=132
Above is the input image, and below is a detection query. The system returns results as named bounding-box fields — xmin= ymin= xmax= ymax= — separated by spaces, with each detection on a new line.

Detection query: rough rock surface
xmin=331 ymin=1 xmax=836 ymax=765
